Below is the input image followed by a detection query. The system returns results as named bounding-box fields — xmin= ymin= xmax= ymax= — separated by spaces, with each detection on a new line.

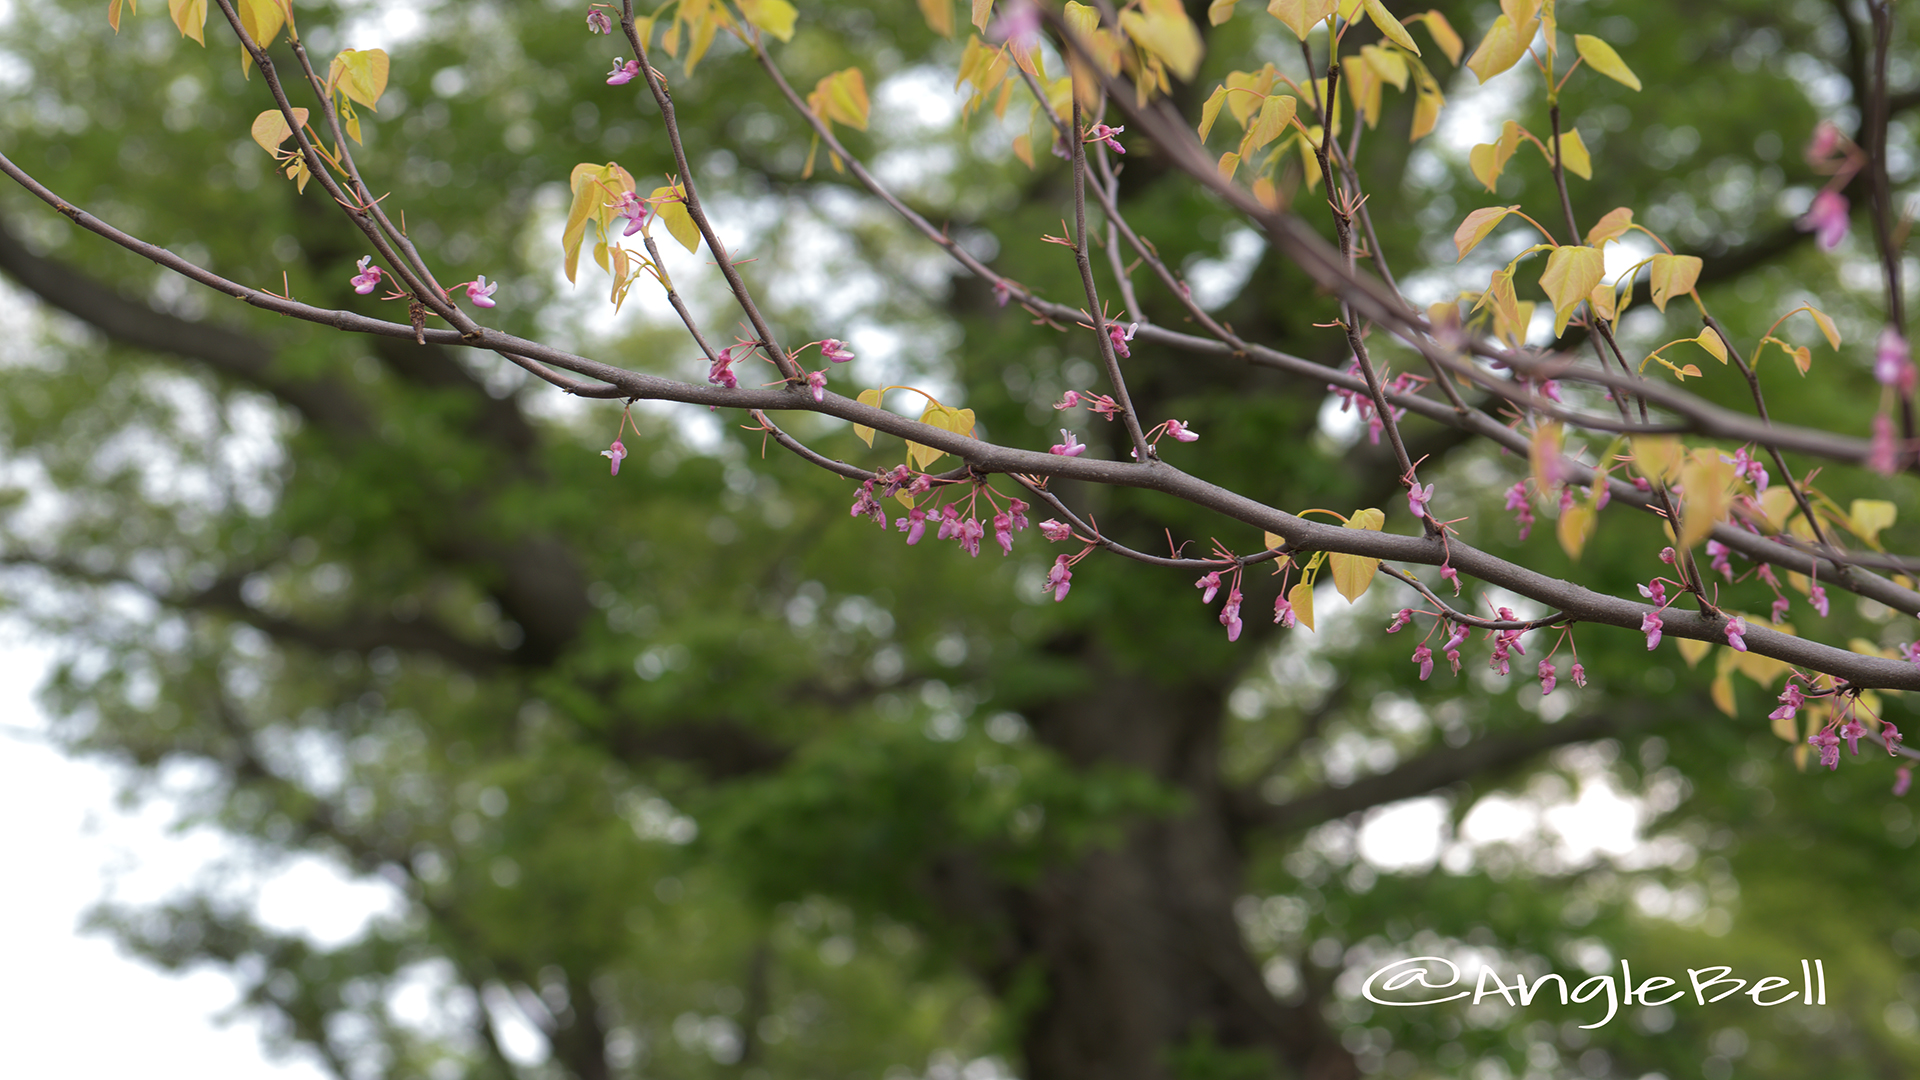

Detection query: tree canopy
xmin=5 ymin=1 xmax=1920 ymax=1078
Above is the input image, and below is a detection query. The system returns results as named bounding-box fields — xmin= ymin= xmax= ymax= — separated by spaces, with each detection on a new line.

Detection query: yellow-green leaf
xmin=1267 ymin=0 xmax=1337 ymax=39
xmin=1806 ymin=306 xmax=1843 ymax=350
xmin=737 ymin=0 xmax=798 ymax=41
xmin=1679 ymin=448 xmax=1736 ymax=550
xmin=1240 ymin=93 xmax=1296 ymax=156
xmin=1208 ymin=0 xmax=1240 ymax=24
xmin=1217 ymin=150 xmax=1241 ymax=182
xmin=1630 ymin=435 xmax=1682 ymax=484
xmin=1585 ymin=206 xmax=1633 ymax=247
xmin=250 ymin=108 xmax=309 ymax=154
xmin=1695 ymin=328 xmax=1728 ymax=363
xmin=1791 ymin=344 xmax=1812 ymax=375
xmin=1223 ymin=67 xmax=1276 ymax=126
xmin=562 ymin=162 xmax=637 ymax=283
xmin=1199 ymin=85 xmax=1228 ymax=142
xmin=329 ymin=49 xmax=391 ymax=111
xmin=853 ymin=388 xmax=884 ymax=446
xmin=1647 ymin=253 xmax=1702 ymax=313
xmin=1467 ymin=13 xmax=1535 ymax=83
xmin=1677 ymin=635 xmax=1712 ymax=669
xmin=826 ymin=68 xmax=871 ymax=130
xmin=1410 ymin=83 xmax=1443 ymax=141
xmin=1557 ymin=499 xmax=1595 ymax=560
xmin=1529 ymin=420 xmax=1564 ymax=499
xmin=169 ymin=0 xmax=206 ymax=44
xmin=1553 ymin=128 xmax=1591 ymax=180
xmin=1574 ymin=33 xmax=1641 ymax=91
xmin=653 ymin=185 xmax=700 ymax=253
xmin=1360 ymin=44 xmax=1409 ymax=90
xmin=109 ymin=0 xmax=131 ymax=34
xmin=1360 ymin=0 xmax=1421 ymax=55
xmin=1288 ymin=581 xmax=1317 ymax=631
xmin=916 ymin=0 xmax=954 ymax=37
xmin=1327 ymin=508 xmax=1385 ymax=603
xmin=1121 ymin=1 xmax=1205 ymax=82
xmin=1453 ymin=204 xmax=1515 ymax=261
xmin=236 ymin=0 xmax=285 ymax=52
xmin=1851 ymin=499 xmax=1898 ymax=545
xmin=1539 ymin=245 xmax=1604 ymax=335
xmin=1710 ymin=672 xmax=1736 ymax=717
xmin=1411 ymin=9 xmax=1462 ymax=64
xmin=1263 ymin=531 xmax=1285 ymax=550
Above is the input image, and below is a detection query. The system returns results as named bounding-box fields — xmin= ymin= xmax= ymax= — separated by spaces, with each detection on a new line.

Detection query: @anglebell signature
xmin=1359 ymin=955 xmax=1829 ymax=1030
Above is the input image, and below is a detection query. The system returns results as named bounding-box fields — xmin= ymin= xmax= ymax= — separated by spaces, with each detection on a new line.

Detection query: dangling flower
xmin=349 ymin=255 xmax=383 ymax=295
xmin=993 ymin=512 xmax=1014 ymax=555
xmin=1841 ymin=717 xmax=1868 ymax=756
xmin=1877 ymin=328 xmax=1915 ymax=393
xmin=1196 ymin=571 xmax=1222 ymax=604
xmin=1810 ymin=584 xmax=1830 ymax=618
xmin=958 ymin=516 xmax=985 ymax=557
xmin=937 ymin=504 xmax=964 ymax=541
xmin=1273 ymin=595 xmax=1296 ymax=628
xmin=1047 ymin=554 xmax=1074 ymax=601
xmin=1870 ymin=414 xmax=1900 ymax=475
xmin=1641 ymin=611 xmax=1664 ymax=651
xmin=1504 ymin=481 xmax=1534 ymax=540
xmin=1163 ymin=419 xmax=1199 ymax=442
xmin=465 ymin=275 xmax=499 ymax=308
xmin=1386 ymin=609 xmax=1413 ymax=633
xmin=1571 ymin=663 xmax=1587 ymax=688
xmin=849 ymin=481 xmax=887 ymax=527
xmin=1809 ymin=728 xmax=1841 ymax=770
xmin=1107 ymin=321 xmax=1138 ymax=359
xmin=1705 ymin=540 xmax=1734 ymax=580
xmin=1897 ymin=765 xmax=1913 ymax=797
xmin=897 ymin=507 xmax=928 ymax=545
xmin=601 ymin=439 xmax=627 ymax=476
xmin=586 ymin=8 xmax=613 ymax=34
xmin=1724 ymin=616 xmax=1748 ymax=652
xmin=1040 ymin=519 xmax=1074 ymax=543
xmin=1538 ymin=659 xmax=1557 ymax=695
xmin=1439 ymin=564 xmax=1460 ymax=595
xmin=1412 ymin=644 xmax=1434 ymax=681
xmin=1219 ymin=588 xmax=1243 ymax=642
xmin=708 ymin=345 xmax=739 ymax=389
xmin=1771 ymin=595 xmax=1791 ymax=624
xmin=1769 ymin=683 xmax=1805 ymax=723
xmin=819 ymin=339 xmax=855 ymax=363
xmin=1887 ymin=722 xmax=1906 ymax=756
xmin=1799 ymin=189 xmax=1850 ymax=250
xmin=1008 ymin=499 xmax=1030 ymax=532
xmin=1055 ymin=390 xmax=1083 ymax=411
xmin=606 ymin=57 xmax=641 ymax=85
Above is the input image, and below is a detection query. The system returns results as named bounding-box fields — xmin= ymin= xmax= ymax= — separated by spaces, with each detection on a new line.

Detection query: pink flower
xmin=1810 ymin=584 xmax=1830 ymax=618
xmin=1800 ymin=189 xmax=1849 ymax=250
xmin=607 ymin=57 xmax=640 ymax=85
xmin=1040 ymin=519 xmax=1073 ymax=542
xmin=1724 ymin=616 xmax=1748 ymax=652
xmin=1871 ymin=413 xmax=1900 ymax=475
xmin=1164 ymin=419 xmax=1199 ymax=442
xmin=1771 ymin=595 xmax=1791 ymax=623
xmin=708 ymin=346 xmax=739 ymax=389
xmin=1809 ymin=728 xmax=1841 ymax=770
xmin=1386 ymin=609 xmax=1412 ymax=633
xmin=1196 ymin=571 xmax=1222 ymax=604
xmin=1407 ymin=482 xmax=1434 ymax=519
xmin=1641 ymin=611 xmax=1664 ymax=651
xmin=1107 ymin=321 xmax=1138 ymax=358
xmin=849 ymin=481 xmax=887 ymax=527
xmin=350 ymin=255 xmax=383 ymax=295
xmin=1888 ymin=722 xmax=1906 ymax=756
xmin=1008 ymin=499 xmax=1030 ymax=531
xmin=937 ymin=504 xmax=963 ymax=541
xmin=1273 ymin=595 xmax=1296 ymax=628
xmin=1504 ymin=481 xmax=1534 ymax=540
xmin=1808 ymin=121 xmax=1842 ymax=162
xmin=987 ymin=0 xmax=1041 ymax=51
xmin=805 ymin=369 xmax=827 ymax=403
xmin=820 ymin=339 xmax=855 ymax=363
xmin=610 ymin=190 xmax=648 ymax=236
xmin=1706 ymin=540 xmax=1734 ymax=580
xmin=897 ymin=507 xmax=927 ymax=545
xmin=993 ymin=512 xmax=1014 ymax=555
xmin=1047 ymin=554 xmax=1073 ymax=601
xmin=1538 ymin=659 xmax=1557 ymax=695
xmin=601 ymin=439 xmax=627 ymax=475
xmin=1658 ymin=546 xmax=1677 ymax=564
xmin=1439 ymin=564 xmax=1460 ymax=595
xmin=1055 ymin=390 xmax=1083 ymax=411
xmin=1050 ymin=429 xmax=1088 ymax=457
xmin=587 ymin=8 xmax=613 ymax=33
xmin=993 ymin=279 xmax=1012 ymax=307
xmin=1086 ymin=123 xmax=1126 ymax=155
xmin=959 ymin=516 xmax=985 ymax=557
xmin=1413 ymin=644 xmax=1434 ymax=681
xmin=1219 ymin=588 xmax=1243 ymax=642
xmin=1877 ymin=328 xmax=1915 ymax=393
xmin=466 ymin=275 xmax=499 ymax=308
xmin=1571 ymin=663 xmax=1587 ymax=688
xmin=1841 ymin=717 xmax=1868 ymax=756
xmin=1770 ymin=684 xmax=1804 ymax=722
xmin=1638 ymin=579 xmax=1667 ymax=606
xmin=1726 ymin=447 xmax=1768 ymax=493
xmin=1897 ymin=765 xmax=1912 ymax=797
